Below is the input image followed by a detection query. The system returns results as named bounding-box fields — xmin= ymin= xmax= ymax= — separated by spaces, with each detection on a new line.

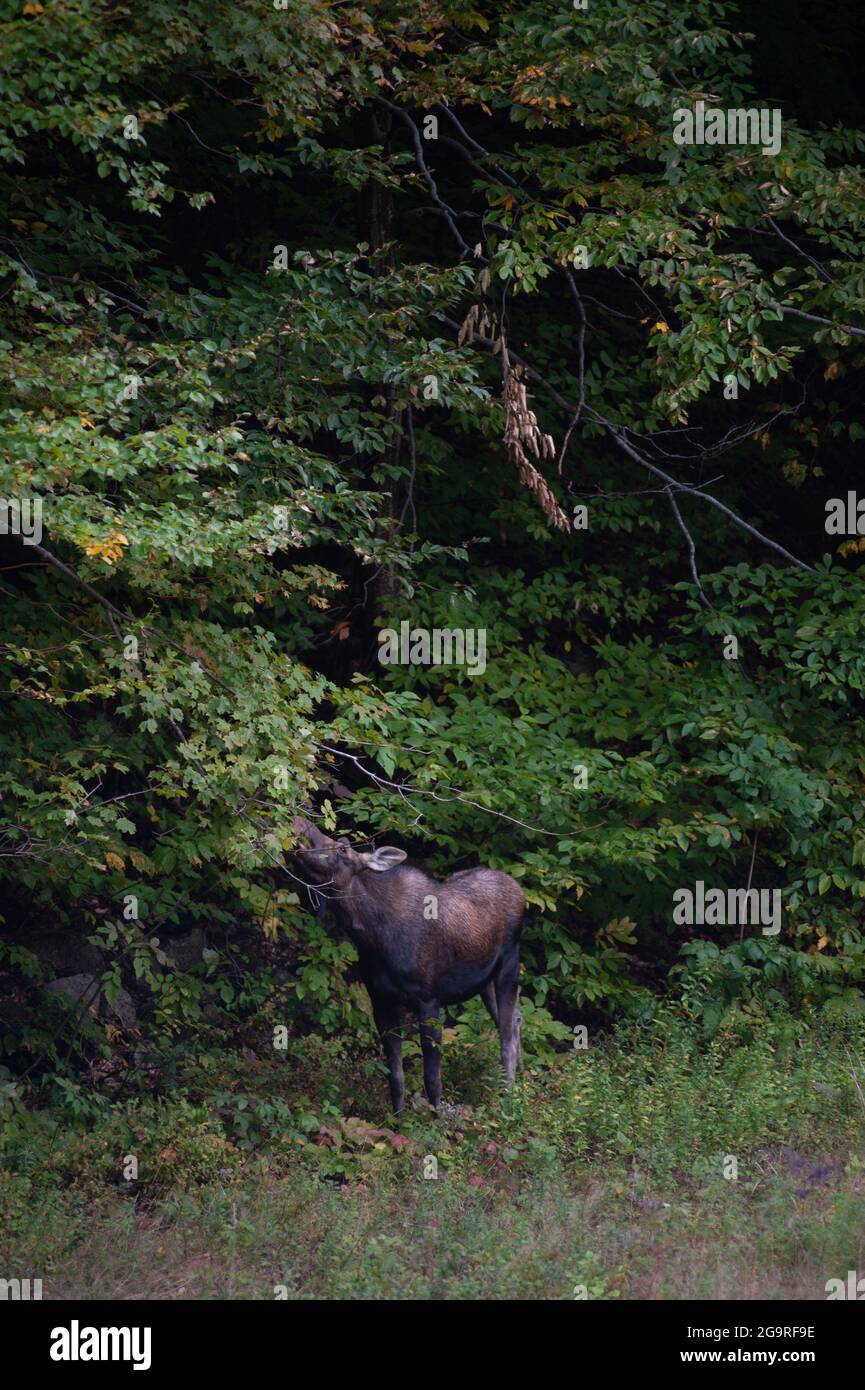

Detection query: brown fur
xmin=291 ymin=817 xmax=525 ymax=1115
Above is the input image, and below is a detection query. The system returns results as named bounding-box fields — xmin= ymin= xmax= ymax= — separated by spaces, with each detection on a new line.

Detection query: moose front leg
xmin=371 ymin=997 xmax=405 ymax=1119
xmin=417 ymin=1003 xmax=442 ymax=1112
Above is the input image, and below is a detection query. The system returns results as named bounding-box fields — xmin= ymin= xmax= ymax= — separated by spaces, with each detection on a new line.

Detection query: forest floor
xmin=3 ymin=1010 xmax=865 ymax=1300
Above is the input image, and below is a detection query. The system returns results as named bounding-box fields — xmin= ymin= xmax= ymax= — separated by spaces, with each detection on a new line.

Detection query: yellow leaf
xmin=84 ymin=528 xmax=129 ymax=565
xmin=651 ymin=321 xmax=669 ymax=334
xmin=105 ymin=851 xmax=125 ymax=871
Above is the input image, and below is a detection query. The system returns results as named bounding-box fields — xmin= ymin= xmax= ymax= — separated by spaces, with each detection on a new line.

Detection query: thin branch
xmin=434 ymin=102 xmax=520 ymax=188
xmin=775 ymin=303 xmax=865 ymax=338
xmin=607 ymin=427 xmax=815 ymax=573
xmin=318 ymin=745 xmax=567 ymax=838
xmin=764 ymin=214 xmax=836 ymax=286
xmin=26 ymin=540 xmax=238 ymax=689
xmin=376 ymin=97 xmax=476 ymax=259
xmin=740 ymin=827 xmax=760 ymax=943
xmin=666 ymin=487 xmax=712 ymax=608
xmin=557 ymin=268 xmax=587 ymax=471
xmin=31 ymin=543 xmax=123 ymax=641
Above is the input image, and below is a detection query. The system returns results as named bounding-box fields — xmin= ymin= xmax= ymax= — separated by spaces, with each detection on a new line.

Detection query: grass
xmin=2 ymin=1005 xmax=865 ymax=1299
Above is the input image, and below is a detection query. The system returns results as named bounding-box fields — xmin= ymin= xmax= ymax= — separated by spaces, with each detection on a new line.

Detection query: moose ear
xmin=362 ymin=846 xmax=407 ymax=872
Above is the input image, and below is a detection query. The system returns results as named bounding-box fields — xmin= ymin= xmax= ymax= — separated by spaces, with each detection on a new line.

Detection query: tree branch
xmin=438 ymin=314 xmax=815 ymax=572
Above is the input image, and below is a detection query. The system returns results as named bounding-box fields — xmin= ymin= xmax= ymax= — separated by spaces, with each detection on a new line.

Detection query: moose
xmin=291 ymin=817 xmax=525 ymax=1116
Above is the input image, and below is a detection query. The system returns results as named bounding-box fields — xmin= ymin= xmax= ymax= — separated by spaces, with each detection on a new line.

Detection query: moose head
xmin=291 ymin=816 xmax=406 ymax=895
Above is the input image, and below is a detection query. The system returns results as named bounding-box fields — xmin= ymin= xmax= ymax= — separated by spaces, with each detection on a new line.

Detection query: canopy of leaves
xmin=2 ymin=0 xmax=865 ymax=1039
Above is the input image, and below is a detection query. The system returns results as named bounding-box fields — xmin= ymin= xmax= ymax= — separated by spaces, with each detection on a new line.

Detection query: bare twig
xmin=666 ymin=487 xmax=712 ymax=608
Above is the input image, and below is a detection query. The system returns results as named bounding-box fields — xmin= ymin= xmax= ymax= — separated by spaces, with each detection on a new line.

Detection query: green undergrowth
xmin=2 ymin=1007 xmax=864 ymax=1298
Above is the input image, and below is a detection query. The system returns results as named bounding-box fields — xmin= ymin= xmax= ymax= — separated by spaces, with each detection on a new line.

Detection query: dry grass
xmin=15 ymin=1144 xmax=863 ymax=1301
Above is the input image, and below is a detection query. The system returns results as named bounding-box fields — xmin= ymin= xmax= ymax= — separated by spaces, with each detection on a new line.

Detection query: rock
xmin=133 ymin=1048 xmax=160 ymax=1069
xmin=26 ymin=930 xmax=105 ymax=978
xmin=158 ymin=928 xmax=205 ymax=972
xmin=44 ymin=973 xmax=101 ymax=1016
xmin=106 ymin=988 xmax=137 ymax=1029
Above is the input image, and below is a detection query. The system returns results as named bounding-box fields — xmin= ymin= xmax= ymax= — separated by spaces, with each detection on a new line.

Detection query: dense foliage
xmin=2 ymin=0 xmax=865 ymax=1091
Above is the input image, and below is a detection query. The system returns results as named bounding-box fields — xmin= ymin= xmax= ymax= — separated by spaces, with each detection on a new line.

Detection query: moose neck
xmin=333 ymin=866 xmax=413 ymax=948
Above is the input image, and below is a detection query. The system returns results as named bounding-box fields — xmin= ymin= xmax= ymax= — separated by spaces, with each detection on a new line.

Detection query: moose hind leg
xmin=418 ymin=1004 xmax=442 ymax=1111
xmin=496 ymin=960 xmax=521 ymax=1087
xmin=372 ymin=998 xmax=405 ymax=1118
xmin=481 ymin=982 xmax=499 ymax=1027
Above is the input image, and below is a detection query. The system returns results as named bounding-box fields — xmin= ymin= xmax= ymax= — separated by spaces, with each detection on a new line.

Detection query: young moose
xmin=292 ymin=817 xmax=525 ymax=1116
